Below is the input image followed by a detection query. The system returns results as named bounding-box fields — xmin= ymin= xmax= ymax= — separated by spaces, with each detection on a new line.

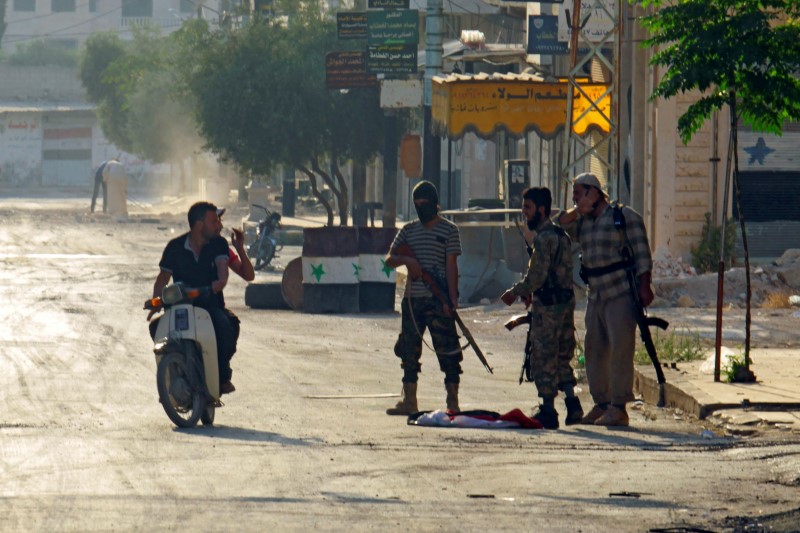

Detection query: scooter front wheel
xmin=253 ymin=239 xmax=276 ymax=271
xmin=157 ymin=351 xmax=204 ymax=428
xmin=201 ymin=402 xmax=215 ymax=426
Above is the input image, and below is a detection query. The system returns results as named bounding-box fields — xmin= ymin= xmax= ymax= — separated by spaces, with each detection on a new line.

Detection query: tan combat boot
xmin=386 ymin=383 xmax=418 ymax=416
xmin=445 ymin=382 xmax=460 ymax=413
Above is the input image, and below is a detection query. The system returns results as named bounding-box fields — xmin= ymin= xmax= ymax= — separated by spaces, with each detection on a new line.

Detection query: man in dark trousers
xmin=384 ymin=180 xmax=464 ymax=414
xmin=146 ymin=202 xmax=239 ymax=394
xmin=90 ymin=160 xmax=108 ymax=213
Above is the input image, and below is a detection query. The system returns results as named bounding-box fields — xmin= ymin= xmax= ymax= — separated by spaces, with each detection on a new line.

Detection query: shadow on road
xmin=175 ymin=425 xmax=324 ymax=446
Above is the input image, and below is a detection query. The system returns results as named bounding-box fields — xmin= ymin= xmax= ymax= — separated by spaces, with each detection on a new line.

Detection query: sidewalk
xmin=634 ymin=347 xmax=800 ymax=432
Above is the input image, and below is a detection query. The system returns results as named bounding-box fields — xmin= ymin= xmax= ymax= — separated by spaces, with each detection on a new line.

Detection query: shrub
xmin=690 ymin=212 xmax=737 ymax=273
xmin=634 ymin=326 xmax=707 ymax=364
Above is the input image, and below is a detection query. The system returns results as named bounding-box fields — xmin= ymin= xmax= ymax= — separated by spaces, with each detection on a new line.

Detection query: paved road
xmin=0 ymin=196 xmax=798 ymax=532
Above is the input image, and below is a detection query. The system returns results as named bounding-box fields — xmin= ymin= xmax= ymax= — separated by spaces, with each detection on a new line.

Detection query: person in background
xmin=90 ymin=160 xmax=108 ymax=213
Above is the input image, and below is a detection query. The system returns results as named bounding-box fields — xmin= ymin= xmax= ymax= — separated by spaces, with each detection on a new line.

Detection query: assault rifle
xmin=508 ymin=219 xmax=534 ymax=385
xmin=395 ymin=243 xmax=493 ymax=374
xmin=610 ymin=204 xmax=668 ymax=408
xmin=623 ymin=250 xmax=668 ymax=407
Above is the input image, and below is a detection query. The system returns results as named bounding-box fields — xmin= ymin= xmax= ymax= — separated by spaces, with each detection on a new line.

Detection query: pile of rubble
xmin=652 ymin=248 xmax=800 ymax=309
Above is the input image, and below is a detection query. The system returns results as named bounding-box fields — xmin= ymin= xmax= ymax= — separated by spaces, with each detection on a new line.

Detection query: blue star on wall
xmin=744 ymin=137 xmax=775 ymax=165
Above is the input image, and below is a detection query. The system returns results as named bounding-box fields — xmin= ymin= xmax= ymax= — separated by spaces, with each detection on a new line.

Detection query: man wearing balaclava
xmin=383 ymin=180 xmax=464 ymax=414
xmin=500 ymin=187 xmax=583 ymax=429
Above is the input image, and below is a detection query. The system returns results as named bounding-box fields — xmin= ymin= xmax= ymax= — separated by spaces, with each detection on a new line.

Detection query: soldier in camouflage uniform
xmin=501 ymin=187 xmax=583 ymax=429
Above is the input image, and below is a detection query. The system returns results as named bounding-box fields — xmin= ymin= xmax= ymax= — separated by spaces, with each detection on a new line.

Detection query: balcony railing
xmin=121 ymin=17 xmax=182 ymax=29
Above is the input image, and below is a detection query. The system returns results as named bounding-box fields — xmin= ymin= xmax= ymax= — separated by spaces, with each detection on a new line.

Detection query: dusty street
xmin=0 ymin=193 xmax=798 ymax=532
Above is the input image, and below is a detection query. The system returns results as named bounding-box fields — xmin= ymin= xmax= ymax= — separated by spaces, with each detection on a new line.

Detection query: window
xmin=122 ymin=0 xmax=152 ymax=17
xmin=13 ymin=0 xmax=36 ymax=11
xmin=180 ymin=0 xmax=193 ymax=13
xmin=51 ymin=0 xmax=76 ymax=11
xmin=89 ymin=0 xmax=97 ymax=12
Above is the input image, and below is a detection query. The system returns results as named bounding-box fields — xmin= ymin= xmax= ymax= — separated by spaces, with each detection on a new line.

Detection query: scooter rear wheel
xmin=157 ymin=351 xmax=204 ymax=428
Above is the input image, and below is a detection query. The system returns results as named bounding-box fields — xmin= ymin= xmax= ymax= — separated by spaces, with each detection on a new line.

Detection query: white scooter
xmin=145 ymin=283 xmax=220 ymax=428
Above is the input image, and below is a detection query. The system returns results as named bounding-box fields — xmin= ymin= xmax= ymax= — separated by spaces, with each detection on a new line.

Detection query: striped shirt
xmin=390 ymin=218 xmax=462 ymax=298
xmin=561 ymin=203 xmax=652 ymax=301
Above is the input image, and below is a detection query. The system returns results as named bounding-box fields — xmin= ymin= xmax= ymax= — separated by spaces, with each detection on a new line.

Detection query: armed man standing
xmin=500 ymin=187 xmax=583 ymax=429
xmin=557 ymin=173 xmax=654 ymax=427
xmin=384 ymin=180 xmax=464 ymax=415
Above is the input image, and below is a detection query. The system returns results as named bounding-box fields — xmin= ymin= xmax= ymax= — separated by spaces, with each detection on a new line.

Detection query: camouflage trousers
xmin=394 ymin=296 xmax=463 ymax=384
xmin=526 ymin=299 xmax=578 ymax=398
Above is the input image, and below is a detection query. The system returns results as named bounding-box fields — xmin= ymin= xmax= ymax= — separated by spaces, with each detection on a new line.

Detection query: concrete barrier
xmin=244 ymin=282 xmax=291 ymax=310
xmin=357 ymin=227 xmax=397 ymax=312
xmin=302 ymin=227 xmax=359 ymax=313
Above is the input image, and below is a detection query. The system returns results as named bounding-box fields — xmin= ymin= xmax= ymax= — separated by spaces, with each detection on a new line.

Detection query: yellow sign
xmin=432 ymin=76 xmax=611 ymax=140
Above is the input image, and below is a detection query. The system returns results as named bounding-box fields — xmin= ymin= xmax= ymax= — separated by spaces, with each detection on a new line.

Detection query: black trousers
xmin=91 ymin=177 xmax=107 ymax=213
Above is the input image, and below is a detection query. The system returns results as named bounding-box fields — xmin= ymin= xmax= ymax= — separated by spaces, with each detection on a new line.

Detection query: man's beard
xmin=526 ymin=212 xmax=541 ymax=231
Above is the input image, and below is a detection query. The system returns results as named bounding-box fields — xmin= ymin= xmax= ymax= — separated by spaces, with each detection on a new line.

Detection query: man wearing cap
xmin=556 ymin=173 xmax=654 ymax=427
xmin=146 ymin=201 xmax=239 ymax=394
xmin=384 ymin=180 xmax=464 ymax=415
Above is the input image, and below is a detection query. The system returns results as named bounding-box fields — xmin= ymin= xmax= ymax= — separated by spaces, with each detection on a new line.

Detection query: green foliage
xmin=631 ymin=0 xmax=800 ymax=143
xmin=0 ymin=0 xmax=7 ymax=44
xmin=78 ymin=26 xmax=202 ymax=163
xmin=7 ymin=40 xmax=78 ymax=67
xmin=173 ymin=11 xmax=386 ymax=176
xmin=634 ymin=326 xmax=708 ymax=365
xmin=689 ymin=212 xmax=737 ymax=273
xmin=723 ymin=352 xmax=752 ymax=383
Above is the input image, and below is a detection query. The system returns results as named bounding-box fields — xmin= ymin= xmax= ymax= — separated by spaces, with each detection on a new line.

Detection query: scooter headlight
xmin=162 ymin=284 xmax=185 ymax=305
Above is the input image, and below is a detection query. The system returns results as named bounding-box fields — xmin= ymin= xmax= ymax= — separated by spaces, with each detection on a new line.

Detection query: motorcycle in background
xmin=145 ymin=283 xmax=220 ymax=428
xmin=248 ymin=203 xmax=282 ymax=270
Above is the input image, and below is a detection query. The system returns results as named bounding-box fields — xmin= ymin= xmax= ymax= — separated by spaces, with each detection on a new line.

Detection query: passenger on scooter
xmin=217 ymin=208 xmax=255 ymax=282
xmin=146 ymin=201 xmax=239 ymax=395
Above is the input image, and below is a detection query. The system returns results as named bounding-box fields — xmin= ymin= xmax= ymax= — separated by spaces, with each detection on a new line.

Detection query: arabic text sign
xmin=368 ymin=0 xmax=410 ymax=8
xmin=337 ymin=12 xmax=367 ymax=40
xmin=367 ymin=43 xmax=417 ymax=75
xmin=432 ymin=79 xmax=611 ymax=139
xmin=528 ymin=15 xmax=568 ymax=55
xmin=367 ymin=10 xmax=418 ymax=45
xmin=325 ymin=52 xmax=378 ymax=89
xmin=558 ymin=0 xmax=616 ymax=43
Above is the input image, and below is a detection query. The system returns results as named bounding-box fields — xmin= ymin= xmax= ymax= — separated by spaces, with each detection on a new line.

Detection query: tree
xmin=0 ymin=0 xmax=7 ymax=45
xmin=174 ymin=6 xmax=387 ymax=226
xmin=78 ymin=33 xmax=132 ymax=151
xmin=79 ymin=27 xmax=206 ymax=190
xmin=633 ymin=0 xmax=800 ymax=380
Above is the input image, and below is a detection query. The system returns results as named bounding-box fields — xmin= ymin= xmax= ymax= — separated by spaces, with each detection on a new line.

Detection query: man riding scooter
xmin=146 ymin=202 xmax=239 ymax=394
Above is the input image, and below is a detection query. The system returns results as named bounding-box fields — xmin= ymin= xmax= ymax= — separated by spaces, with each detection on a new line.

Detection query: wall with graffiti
xmin=0 ymin=112 xmax=43 ymax=186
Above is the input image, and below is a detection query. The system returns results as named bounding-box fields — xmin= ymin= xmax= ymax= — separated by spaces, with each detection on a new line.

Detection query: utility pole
xmin=352 ymin=0 xmax=368 ymax=226
xmin=423 ymin=0 xmax=443 ymax=191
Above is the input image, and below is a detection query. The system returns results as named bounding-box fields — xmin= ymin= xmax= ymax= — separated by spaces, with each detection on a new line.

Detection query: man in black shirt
xmin=147 ymin=201 xmax=238 ymax=394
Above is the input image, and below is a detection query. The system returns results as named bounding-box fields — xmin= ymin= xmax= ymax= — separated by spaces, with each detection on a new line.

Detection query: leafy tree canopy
xmin=634 ymin=0 xmax=800 ymax=142
xmin=79 ymin=27 xmax=203 ymax=164
xmin=173 ymin=5 xmax=385 ymax=176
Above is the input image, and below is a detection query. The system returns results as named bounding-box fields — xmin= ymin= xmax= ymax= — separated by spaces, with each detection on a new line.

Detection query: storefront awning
xmin=431 ymin=72 xmax=611 ymax=140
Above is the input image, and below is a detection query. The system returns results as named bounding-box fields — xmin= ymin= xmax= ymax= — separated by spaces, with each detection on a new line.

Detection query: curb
xmin=635 ymin=366 xmax=728 ymax=419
